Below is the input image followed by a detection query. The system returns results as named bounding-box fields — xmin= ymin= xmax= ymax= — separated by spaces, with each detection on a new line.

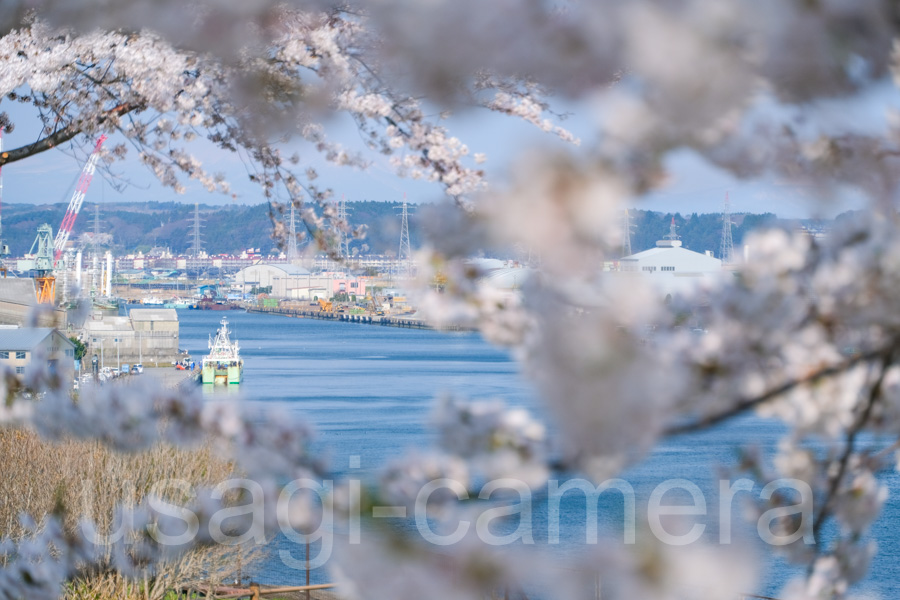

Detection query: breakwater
xmin=244 ymin=306 xmax=472 ymax=331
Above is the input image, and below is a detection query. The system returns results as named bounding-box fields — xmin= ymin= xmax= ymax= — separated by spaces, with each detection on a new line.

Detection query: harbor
xmin=170 ymin=309 xmax=900 ymax=599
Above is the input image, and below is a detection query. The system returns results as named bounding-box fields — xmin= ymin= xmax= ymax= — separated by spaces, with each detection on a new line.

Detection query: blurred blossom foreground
xmin=1 ymin=1 xmax=900 ymax=599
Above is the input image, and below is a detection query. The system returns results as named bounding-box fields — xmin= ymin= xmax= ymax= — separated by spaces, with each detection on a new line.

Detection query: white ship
xmin=202 ymin=317 xmax=243 ymax=385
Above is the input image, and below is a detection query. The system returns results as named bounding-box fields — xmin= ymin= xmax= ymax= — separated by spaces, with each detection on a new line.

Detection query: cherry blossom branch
xmin=810 ymin=348 xmax=894 ymax=547
xmin=0 ymin=102 xmax=135 ymax=166
xmin=664 ymin=348 xmax=885 ymax=436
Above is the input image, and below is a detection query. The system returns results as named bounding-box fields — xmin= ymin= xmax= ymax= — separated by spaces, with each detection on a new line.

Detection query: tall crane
xmin=53 ymin=135 xmax=106 ymax=265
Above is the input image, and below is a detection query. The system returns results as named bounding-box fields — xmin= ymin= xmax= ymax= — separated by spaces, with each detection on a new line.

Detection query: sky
xmin=1 ymin=78 xmax=897 ymax=219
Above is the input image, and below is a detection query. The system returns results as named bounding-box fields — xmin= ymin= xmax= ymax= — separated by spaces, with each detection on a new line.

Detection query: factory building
xmin=84 ymin=308 xmax=180 ymax=367
xmin=234 ymin=263 xmax=366 ymax=300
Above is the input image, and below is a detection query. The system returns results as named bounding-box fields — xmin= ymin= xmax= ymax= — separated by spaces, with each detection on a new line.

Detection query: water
xmin=177 ymin=310 xmax=899 ymax=597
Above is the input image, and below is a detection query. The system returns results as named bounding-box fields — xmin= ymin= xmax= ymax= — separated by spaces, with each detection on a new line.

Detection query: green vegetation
xmin=1 ymin=200 xmax=824 ymax=260
xmin=629 ymin=210 xmax=780 ymax=258
xmin=68 ymin=336 xmax=87 ymax=361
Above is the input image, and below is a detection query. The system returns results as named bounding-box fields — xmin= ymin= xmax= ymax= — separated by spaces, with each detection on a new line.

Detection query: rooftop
xmin=0 ymin=328 xmax=71 ymax=351
xmin=0 ymin=278 xmax=37 ymax=305
xmin=130 ymin=308 xmax=179 ymax=322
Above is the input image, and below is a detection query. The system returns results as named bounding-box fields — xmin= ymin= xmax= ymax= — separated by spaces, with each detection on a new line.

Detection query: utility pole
xmin=720 ymin=192 xmax=734 ymax=263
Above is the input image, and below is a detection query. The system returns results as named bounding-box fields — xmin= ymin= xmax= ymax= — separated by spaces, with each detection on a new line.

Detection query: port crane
xmin=28 ymin=135 xmax=107 ymax=303
xmin=31 ymin=224 xmax=56 ymax=303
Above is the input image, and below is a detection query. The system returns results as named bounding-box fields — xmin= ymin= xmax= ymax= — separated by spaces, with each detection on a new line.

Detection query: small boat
xmin=164 ymin=297 xmax=191 ymax=309
xmin=202 ymin=317 xmax=243 ymax=385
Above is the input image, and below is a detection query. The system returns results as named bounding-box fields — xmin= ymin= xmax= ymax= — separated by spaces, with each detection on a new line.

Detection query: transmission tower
xmin=336 ymin=196 xmax=352 ymax=260
xmin=621 ymin=209 xmax=634 ymax=257
xmin=286 ymin=202 xmax=300 ymax=262
xmin=189 ymin=203 xmax=204 ymax=258
xmin=93 ymin=204 xmax=101 ymax=240
xmin=720 ymin=192 xmax=734 ymax=263
xmin=395 ymin=200 xmax=414 ymax=276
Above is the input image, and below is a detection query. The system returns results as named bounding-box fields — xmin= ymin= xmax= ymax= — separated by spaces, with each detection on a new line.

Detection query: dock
xmin=244 ymin=306 xmax=472 ymax=331
xmin=142 ymin=366 xmax=199 ymax=389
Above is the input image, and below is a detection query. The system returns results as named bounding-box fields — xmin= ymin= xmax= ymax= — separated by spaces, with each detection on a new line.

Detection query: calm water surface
xmin=177 ymin=310 xmax=898 ymax=597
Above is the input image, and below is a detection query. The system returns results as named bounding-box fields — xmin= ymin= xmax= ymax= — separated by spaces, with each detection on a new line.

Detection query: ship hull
xmin=201 ymin=361 xmax=243 ymax=384
xmin=198 ymin=301 xmax=239 ymax=310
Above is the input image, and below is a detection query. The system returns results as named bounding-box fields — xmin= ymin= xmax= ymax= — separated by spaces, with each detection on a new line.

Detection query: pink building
xmin=329 ymin=274 xmax=366 ymax=297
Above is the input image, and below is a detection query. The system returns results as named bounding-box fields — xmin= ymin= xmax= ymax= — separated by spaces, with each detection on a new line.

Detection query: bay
xmin=176 ymin=309 xmax=897 ymax=598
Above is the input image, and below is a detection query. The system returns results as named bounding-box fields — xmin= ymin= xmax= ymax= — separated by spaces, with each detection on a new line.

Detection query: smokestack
xmin=75 ymin=250 xmax=82 ymax=289
xmin=105 ymin=251 xmax=112 ymax=297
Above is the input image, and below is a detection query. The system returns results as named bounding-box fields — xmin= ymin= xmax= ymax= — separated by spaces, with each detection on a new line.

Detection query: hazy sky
xmin=1 ymin=78 xmax=896 ymax=219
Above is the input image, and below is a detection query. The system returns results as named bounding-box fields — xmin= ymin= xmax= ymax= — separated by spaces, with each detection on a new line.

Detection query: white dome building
xmin=617 ymin=218 xmax=722 ymax=298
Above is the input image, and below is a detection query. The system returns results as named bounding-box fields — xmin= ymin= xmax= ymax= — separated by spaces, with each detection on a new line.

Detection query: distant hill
xmin=630 ymin=210 xmax=783 ymax=258
xmin=0 ymin=200 xmax=830 ymax=259
xmin=0 ymin=200 xmax=426 ymax=257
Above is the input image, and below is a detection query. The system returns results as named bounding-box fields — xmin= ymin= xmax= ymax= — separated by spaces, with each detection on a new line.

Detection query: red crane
xmin=53 ymin=135 xmax=107 ymax=265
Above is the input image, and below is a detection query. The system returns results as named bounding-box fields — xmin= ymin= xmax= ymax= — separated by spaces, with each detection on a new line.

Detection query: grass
xmin=0 ymin=427 xmax=260 ymax=600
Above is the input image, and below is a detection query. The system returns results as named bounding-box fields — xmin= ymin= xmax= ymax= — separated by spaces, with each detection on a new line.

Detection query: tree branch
xmin=664 ymin=348 xmax=884 ymax=436
xmin=810 ymin=348 xmax=894 ymax=547
xmin=0 ymin=103 xmax=136 ymax=166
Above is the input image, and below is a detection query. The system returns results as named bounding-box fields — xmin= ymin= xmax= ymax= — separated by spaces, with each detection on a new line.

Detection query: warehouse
xmin=234 ymin=263 xmax=366 ymax=300
xmin=83 ymin=308 xmax=181 ymax=367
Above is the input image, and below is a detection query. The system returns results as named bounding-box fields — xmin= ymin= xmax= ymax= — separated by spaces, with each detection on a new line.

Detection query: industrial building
xmin=616 ymin=221 xmax=722 ymax=298
xmin=83 ymin=308 xmax=180 ymax=367
xmin=0 ymin=278 xmax=67 ymax=328
xmin=234 ymin=263 xmax=366 ymax=300
xmin=0 ymin=328 xmax=76 ymax=380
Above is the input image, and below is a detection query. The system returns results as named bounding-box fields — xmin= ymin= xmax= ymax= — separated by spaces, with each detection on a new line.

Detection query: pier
xmin=244 ymin=306 xmax=472 ymax=331
xmin=141 ymin=366 xmax=199 ymax=389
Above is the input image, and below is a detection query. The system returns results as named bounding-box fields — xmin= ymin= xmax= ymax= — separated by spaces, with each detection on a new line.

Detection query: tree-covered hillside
xmin=0 ymin=200 xmax=821 ymax=259
xmin=630 ymin=210 xmax=780 ymax=258
xmin=0 ymin=200 xmax=425 ymax=257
